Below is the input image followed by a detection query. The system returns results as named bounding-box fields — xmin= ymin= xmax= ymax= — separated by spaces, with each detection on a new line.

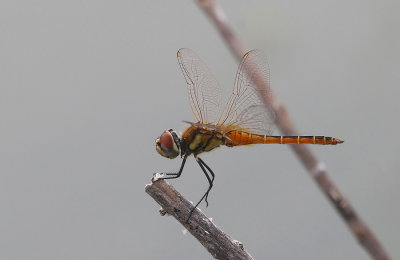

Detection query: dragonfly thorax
xmin=155 ymin=129 xmax=181 ymax=159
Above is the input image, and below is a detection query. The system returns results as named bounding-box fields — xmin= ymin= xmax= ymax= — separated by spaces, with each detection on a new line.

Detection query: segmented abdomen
xmin=224 ymin=131 xmax=343 ymax=146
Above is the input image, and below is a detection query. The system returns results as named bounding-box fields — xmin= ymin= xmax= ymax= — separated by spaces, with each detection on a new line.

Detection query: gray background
xmin=1 ymin=0 xmax=399 ymax=259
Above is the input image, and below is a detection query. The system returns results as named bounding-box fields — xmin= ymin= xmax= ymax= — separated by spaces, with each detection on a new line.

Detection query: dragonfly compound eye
xmin=155 ymin=129 xmax=180 ymax=159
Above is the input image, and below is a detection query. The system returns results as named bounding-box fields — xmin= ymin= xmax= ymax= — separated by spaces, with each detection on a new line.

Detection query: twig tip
xmin=152 ymin=172 xmax=164 ymax=182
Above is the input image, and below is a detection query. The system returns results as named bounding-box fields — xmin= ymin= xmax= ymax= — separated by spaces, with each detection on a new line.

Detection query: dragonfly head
xmin=155 ymin=129 xmax=180 ymax=159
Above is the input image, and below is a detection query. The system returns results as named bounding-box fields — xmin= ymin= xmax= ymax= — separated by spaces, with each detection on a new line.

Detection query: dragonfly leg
xmin=187 ymin=156 xmax=215 ymax=222
xmin=158 ymin=155 xmax=187 ymax=180
xmin=197 ymin=157 xmax=215 ymax=206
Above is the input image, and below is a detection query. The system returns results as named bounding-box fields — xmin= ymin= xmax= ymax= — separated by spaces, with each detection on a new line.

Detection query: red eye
xmin=159 ymin=131 xmax=173 ymax=150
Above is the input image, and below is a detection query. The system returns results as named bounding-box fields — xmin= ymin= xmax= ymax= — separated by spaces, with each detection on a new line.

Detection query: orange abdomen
xmin=225 ymin=131 xmax=343 ymax=146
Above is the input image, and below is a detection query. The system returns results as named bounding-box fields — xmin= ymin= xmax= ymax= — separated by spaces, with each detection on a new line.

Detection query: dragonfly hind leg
xmin=187 ymin=156 xmax=215 ymax=221
xmin=197 ymin=156 xmax=215 ymax=206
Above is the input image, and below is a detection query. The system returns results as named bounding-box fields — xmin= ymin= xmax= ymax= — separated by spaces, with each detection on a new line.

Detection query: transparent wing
xmin=218 ymin=50 xmax=275 ymax=135
xmin=177 ymin=48 xmax=222 ymax=124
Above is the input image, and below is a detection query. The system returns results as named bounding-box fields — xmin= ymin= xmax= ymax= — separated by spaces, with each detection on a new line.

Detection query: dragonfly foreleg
xmin=158 ymin=155 xmax=188 ymax=180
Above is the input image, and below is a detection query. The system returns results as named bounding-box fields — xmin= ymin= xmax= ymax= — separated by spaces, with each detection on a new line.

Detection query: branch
xmin=145 ymin=175 xmax=254 ymax=260
xmin=196 ymin=0 xmax=390 ymax=259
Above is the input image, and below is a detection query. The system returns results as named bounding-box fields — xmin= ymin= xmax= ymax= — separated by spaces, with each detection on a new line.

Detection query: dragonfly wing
xmin=218 ymin=50 xmax=275 ymax=135
xmin=177 ymin=48 xmax=221 ymax=124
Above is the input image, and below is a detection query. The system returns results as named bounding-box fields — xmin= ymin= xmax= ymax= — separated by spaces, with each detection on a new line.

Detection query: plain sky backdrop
xmin=1 ymin=0 xmax=399 ymax=259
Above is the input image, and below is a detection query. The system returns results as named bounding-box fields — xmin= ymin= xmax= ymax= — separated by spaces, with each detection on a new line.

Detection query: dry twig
xmin=196 ymin=0 xmax=390 ymax=259
xmin=145 ymin=176 xmax=253 ymax=260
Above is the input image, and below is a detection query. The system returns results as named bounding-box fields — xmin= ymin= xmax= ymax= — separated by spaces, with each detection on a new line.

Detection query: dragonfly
xmin=155 ymin=48 xmax=343 ymax=219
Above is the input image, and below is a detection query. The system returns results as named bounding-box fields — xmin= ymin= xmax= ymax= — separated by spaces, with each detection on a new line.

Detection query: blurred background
xmin=1 ymin=0 xmax=399 ymax=259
